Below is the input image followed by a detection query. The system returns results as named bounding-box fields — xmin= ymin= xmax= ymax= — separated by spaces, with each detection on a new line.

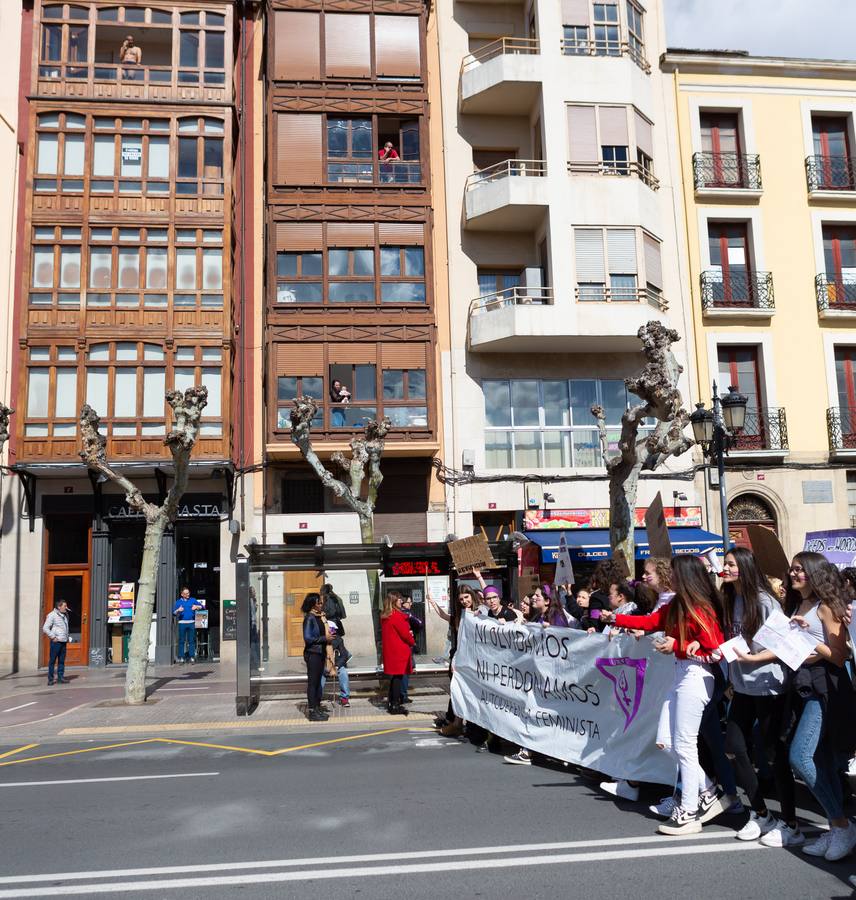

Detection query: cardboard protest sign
xmin=518 ymin=567 xmax=540 ymax=601
xmin=552 ymin=533 xmax=575 ymax=587
xmin=746 ymin=524 xmax=789 ymax=579
xmin=447 ymin=534 xmax=497 ymax=574
xmin=644 ymin=492 xmax=673 ymax=559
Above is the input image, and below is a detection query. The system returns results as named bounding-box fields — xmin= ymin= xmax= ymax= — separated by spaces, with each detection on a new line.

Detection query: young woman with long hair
xmin=380 ymin=590 xmax=416 ymax=716
xmin=718 ymin=547 xmax=796 ymax=846
xmin=434 ymin=585 xmax=479 ymax=736
xmin=301 ymin=592 xmax=336 ymax=722
xmin=736 ymin=552 xmax=856 ymax=860
xmin=602 ymin=555 xmax=726 ymax=835
xmin=642 ymin=557 xmax=675 ymax=610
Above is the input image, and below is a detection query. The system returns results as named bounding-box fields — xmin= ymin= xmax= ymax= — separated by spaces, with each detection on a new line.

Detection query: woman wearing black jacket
xmin=564 ymin=559 xmax=627 ymax=630
xmin=302 ymin=592 xmax=336 ymax=722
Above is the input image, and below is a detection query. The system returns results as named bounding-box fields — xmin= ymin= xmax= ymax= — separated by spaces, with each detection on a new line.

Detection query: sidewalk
xmin=0 ymin=663 xmax=449 ymax=743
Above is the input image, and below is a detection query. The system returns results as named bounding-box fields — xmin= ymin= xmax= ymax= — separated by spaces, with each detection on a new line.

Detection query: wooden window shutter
xmin=561 ymin=0 xmax=590 ymax=25
xmin=643 ymin=233 xmax=663 ymax=288
xmin=326 ymin=223 xmax=375 ymax=246
xmin=275 ymin=343 xmax=324 ymax=376
xmin=325 ymin=14 xmax=371 ymax=78
xmin=274 ymin=12 xmax=320 ymax=80
xmin=606 ymin=229 xmax=637 ymax=274
xmin=598 ymin=106 xmax=629 ymax=146
xmin=377 ymin=223 xmax=424 ymax=245
xmin=276 ymin=114 xmax=323 ymax=186
xmin=381 ymin=343 xmax=427 ymax=368
xmin=574 ymin=228 xmax=605 ymax=281
xmin=336 ymin=343 xmax=377 ymax=364
xmin=276 ymin=224 xmax=323 ymax=252
xmin=634 ymin=109 xmax=653 ymax=158
xmin=567 ymin=105 xmax=597 ymax=162
xmin=374 ymin=16 xmax=421 ymax=78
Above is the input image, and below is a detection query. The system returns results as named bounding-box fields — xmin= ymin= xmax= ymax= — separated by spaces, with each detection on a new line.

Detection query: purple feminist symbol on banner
xmin=594 ymin=657 xmax=647 ymax=731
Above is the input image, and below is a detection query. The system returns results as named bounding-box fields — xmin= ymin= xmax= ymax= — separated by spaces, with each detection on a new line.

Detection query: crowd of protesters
xmin=430 ymin=549 xmax=856 ymax=865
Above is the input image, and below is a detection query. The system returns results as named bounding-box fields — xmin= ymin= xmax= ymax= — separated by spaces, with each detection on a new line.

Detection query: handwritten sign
xmin=447 ymin=535 xmax=496 ymax=575
xmin=753 ymin=609 xmax=816 ymax=671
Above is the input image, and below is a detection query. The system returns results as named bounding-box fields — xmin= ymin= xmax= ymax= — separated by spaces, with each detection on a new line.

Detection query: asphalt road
xmin=0 ymin=727 xmax=852 ymax=899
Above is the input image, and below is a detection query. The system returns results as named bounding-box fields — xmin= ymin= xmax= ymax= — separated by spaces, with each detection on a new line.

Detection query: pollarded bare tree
xmin=591 ymin=321 xmax=693 ymax=565
xmin=79 ymin=387 xmax=208 ymax=705
xmin=290 ymin=396 xmax=390 ymax=544
xmin=0 ymin=403 xmax=14 ymax=453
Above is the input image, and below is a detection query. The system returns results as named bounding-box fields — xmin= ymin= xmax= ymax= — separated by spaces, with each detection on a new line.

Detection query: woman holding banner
xmin=602 ymin=555 xmax=726 ymax=835
xmin=735 ymin=552 xmax=856 ymax=860
xmin=718 ymin=547 xmax=797 ymax=847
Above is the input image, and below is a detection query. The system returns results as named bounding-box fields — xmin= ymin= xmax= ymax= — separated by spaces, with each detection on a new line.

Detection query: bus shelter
xmin=235 ymin=540 xmax=518 ymax=715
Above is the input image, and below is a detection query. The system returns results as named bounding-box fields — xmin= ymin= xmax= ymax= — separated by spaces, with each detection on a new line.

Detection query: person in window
xmin=119 ymin=35 xmax=142 ymax=80
xmin=329 ymin=379 xmax=351 ymax=427
xmin=379 ymin=142 xmax=399 ymax=183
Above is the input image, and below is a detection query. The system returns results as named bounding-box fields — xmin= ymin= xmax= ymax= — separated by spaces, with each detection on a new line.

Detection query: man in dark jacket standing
xmin=322 ymin=582 xmax=347 ymax=635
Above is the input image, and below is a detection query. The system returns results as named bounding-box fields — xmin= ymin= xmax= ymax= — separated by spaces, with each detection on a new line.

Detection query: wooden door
xmin=717 ymin=345 xmax=763 ymax=448
xmin=42 ymin=569 xmax=90 ymax=667
xmin=284 ymin=570 xmax=323 ymax=657
xmin=823 ymin=225 xmax=856 ymax=307
xmin=700 ymin=112 xmax=741 ymax=186
xmin=708 ymin=222 xmax=751 ymax=305
xmin=813 ymin=116 xmax=851 ymax=188
xmin=835 ymin=347 xmax=856 ymax=444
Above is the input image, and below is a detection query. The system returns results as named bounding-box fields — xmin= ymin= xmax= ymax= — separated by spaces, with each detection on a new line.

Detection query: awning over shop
xmin=525 ymin=527 xmax=722 ymax=564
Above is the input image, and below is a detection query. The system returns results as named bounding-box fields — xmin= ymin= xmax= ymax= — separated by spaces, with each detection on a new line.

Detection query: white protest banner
xmin=451 ymin=614 xmax=676 ymax=785
xmin=553 ymin=533 xmax=575 ymax=587
xmin=753 ymin=609 xmax=817 ymax=672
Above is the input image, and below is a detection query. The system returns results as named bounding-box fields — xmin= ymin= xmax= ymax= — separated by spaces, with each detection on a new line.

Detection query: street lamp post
xmin=690 ymin=382 xmax=748 ymax=554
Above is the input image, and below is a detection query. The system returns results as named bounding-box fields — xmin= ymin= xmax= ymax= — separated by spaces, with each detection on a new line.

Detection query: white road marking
xmin=2 ymin=703 xmax=37 ymax=713
xmin=0 ymin=772 xmax=218 ymax=788
xmin=0 ymin=839 xmax=787 ymax=897
xmin=0 ymin=829 xmax=817 ymax=885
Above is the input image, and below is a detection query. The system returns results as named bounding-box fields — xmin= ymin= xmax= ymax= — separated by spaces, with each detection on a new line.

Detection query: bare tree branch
xmin=79 ymin=387 xmax=208 ymax=705
xmin=0 ymin=403 xmax=14 ymax=454
xmin=590 ymin=321 xmax=693 ymax=563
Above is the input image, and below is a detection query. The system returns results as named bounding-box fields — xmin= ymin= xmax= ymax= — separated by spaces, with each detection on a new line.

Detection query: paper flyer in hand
xmin=719 ymin=634 xmax=751 ymax=664
xmin=753 ymin=609 xmax=817 ymax=671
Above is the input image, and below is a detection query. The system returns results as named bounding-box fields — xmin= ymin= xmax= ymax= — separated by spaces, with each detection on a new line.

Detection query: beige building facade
xmin=663 ymin=51 xmax=856 ymax=558
xmin=433 ymin=0 xmax=708 ymax=573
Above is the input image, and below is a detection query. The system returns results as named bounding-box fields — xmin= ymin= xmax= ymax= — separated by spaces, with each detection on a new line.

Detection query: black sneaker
xmin=388 ymin=705 xmax=409 ymax=716
xmin=307 ymin=708 xmax=329 ymax=721
xmin=657 ymin=805 xmax=702 ymax=835
xmin=697 ymin=788 xmax=727 ymax=824
xmin=58 ymin=677 xmax=71 ymax=684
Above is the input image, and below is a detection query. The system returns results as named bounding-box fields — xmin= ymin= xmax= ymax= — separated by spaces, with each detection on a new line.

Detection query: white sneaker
xmin=600 ymin=780 xmax=639 ymax=802
xmin=649 ymin=794 xmax=678 ymax=818
xmin=825 ymin=822 xmax=856 ymax=862
xmin=760 ymin=821 xmax=805 ymax=848
xmin=503 ymin=750 xmax=532 ymax=766
xmin=697 ymin=788 xmax=727 ymax=824
xmin=736 ymin=811 xmax=777 ymax=842
xmin=802 ymin=830 xmax=833 ymax=856
xmin=658 ymin=805 xmax=702 ymax=836
xmin=847 ymin=756 xmax=856 ymax=776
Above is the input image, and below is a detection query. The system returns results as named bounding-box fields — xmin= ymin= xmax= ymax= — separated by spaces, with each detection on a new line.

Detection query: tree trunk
xmin=124 ymin=515 xmax=167 ymax=705
xmin=359 ymin=513 xmax=374 ymax=544
xmin=609 ymin=465 xmax=639 ymax=568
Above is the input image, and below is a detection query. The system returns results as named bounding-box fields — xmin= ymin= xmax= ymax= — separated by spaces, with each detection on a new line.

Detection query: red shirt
xmin=614 ymin=604 xmax=723 ymax=659
xmin=379 ymin=148 xmax=399 ymax=160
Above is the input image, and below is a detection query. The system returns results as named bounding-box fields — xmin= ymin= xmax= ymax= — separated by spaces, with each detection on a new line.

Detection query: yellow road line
xmin=0 ymin=743 xmax=39 ymax=760
xmin=60 ymin=713 xmax=433 ymax=736
xmin=0 ymin=738 xmax=158 ymax=768
xmin=0 ymin=727 xmax=422 ymax=768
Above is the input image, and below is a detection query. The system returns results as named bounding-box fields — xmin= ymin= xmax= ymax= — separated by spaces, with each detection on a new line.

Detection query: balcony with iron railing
xmin=805 ymin=156 xmax=856 ymax=195
xmin=567 ymin=159 xmax=659 ymax=190
xmin=700 ymin=270 xmax=775 ymax=317
xmin=826 ymin=407 xmax=856 ymax=455
xmin=460 ymin=37 xmax=541 ymax=115
xmin=559 ymin=37 xmax=651 ymax=73
xmin=815 ymin=274 xmax=856 ymax=319
xmin=729 ymin=408 xmax=789 ymax=456
xmin=464 ymin=159 xmax=548 ymax=230
xmin=692 ymin=152 xmax=762 ymax=195
xmin=574 ymin=284 xmax=668 ymax=311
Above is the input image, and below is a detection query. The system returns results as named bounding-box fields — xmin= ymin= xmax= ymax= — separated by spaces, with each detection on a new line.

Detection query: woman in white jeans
xmin=603 ymin=555 xmax=726 ymax=836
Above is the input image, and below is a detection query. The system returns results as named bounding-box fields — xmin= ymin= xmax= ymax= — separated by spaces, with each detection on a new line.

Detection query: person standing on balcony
xmin=379 ymin=142 xmax=399 ymax=183
xmin=120 ymin=35 xmax=142 ymax=79
xmin=330 ymin=379 xmax=351 ymax=427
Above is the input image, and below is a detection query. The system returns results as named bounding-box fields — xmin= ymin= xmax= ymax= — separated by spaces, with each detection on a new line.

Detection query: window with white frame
xmin=29 ymin=225 xmax=82 ymax=308
xmin=483 ymin=378 xmax=650 ymax=469
xmin=24 ymin=345 xmax=79 ymax=438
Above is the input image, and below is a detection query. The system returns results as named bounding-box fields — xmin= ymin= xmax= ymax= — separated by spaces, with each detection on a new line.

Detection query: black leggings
xmin=388 ymin=675 xmax=404 ymax=708
xmin=305 ymin=652 xmax=325 ymax=709
xmin=725 ymin=691 xmax=796 ymax=823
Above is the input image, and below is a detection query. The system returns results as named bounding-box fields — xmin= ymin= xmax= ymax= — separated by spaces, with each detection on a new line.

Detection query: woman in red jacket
xmin=381 ymin=590 xmax=415 ymax=716
xmin=602 ymin=554 xmax=725 ymax=836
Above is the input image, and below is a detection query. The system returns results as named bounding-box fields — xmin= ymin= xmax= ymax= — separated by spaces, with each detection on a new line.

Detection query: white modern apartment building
xmin=434 ymin=0 xmax=710 ymax=576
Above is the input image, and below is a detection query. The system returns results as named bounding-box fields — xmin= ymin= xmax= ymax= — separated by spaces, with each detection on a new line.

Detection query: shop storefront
xmin=40 ymin=490 xmax=225 ymax=668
